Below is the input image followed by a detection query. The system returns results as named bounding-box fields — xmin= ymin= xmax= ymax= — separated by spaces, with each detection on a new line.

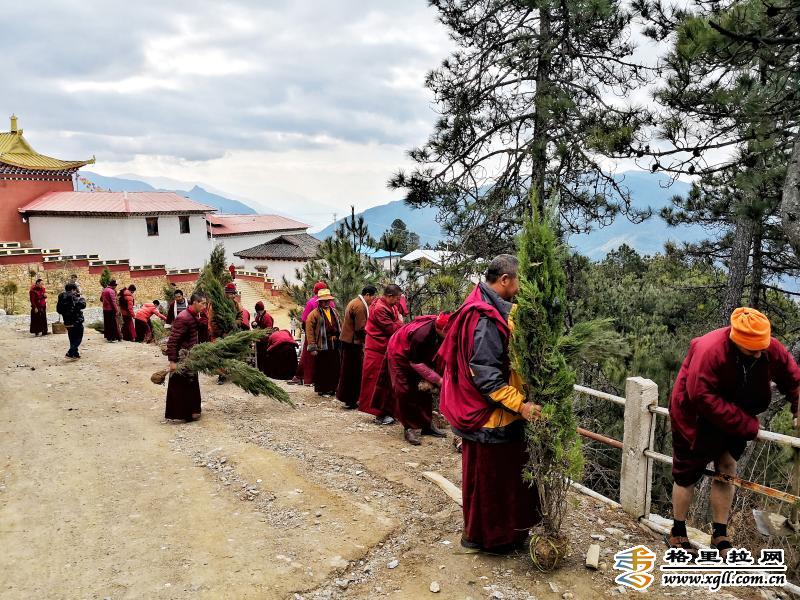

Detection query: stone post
xmin=620 ymin=377 xmax=658 ymax=519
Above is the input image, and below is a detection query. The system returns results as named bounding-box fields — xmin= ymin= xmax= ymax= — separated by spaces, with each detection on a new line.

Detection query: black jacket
xmin=57 ymin=292 xmax=86 ymax=326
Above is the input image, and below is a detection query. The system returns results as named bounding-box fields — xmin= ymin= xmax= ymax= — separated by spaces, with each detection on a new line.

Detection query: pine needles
xmin=194 ymin=244 xmax=237 ymax=337
xmin=176 ymin=330 xmax=293 ymax=405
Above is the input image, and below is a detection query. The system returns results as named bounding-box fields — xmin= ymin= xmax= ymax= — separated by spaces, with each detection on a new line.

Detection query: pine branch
xmin=176 ymin=330 xmax=294 ymax=406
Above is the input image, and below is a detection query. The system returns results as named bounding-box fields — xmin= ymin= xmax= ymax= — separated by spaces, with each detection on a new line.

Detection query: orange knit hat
xmin=729 ymin=307 xmax=771 ymax=351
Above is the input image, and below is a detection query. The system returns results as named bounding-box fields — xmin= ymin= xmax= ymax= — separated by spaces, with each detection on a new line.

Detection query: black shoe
xmin=342 ymin=403 xmax=357 ymax=410
xmin=374 ymin=415 xmax=395 ymax=425
xmin=422 ymin=423 xmax=447 ymax=438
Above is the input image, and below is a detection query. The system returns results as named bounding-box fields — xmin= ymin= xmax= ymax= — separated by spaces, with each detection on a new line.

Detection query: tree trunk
xmin=529 ymin=6 xmax=552 ymax=215
xmin=749 ymin=223 xmax=763 ymax=310
xmin=780 ymin=136 xmax=800 ymax=254
xmin=718 ymin=211 xmax=754 ymax=326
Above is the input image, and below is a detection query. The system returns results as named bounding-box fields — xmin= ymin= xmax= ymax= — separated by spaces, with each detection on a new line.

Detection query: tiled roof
xmin=19 ymin=191 xmax=216 ymax=215
xmin=207 ymin=214 xmax=308 ymax=236
xmin=234 ymin=233 xmax=321 ymax=260
xmin=0 ymin=118 xmax=94 ymax=171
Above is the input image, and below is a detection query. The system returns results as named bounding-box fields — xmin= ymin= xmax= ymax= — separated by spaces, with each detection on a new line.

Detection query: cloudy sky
xmin=1 ymin=1 xmax=453 ymax=226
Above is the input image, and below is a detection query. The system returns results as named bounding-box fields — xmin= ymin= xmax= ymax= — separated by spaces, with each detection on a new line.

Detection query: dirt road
xmin=0 ymin=324 xmax=759 ymax=599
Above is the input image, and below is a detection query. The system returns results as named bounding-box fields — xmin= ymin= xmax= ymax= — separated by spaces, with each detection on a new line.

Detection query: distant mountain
xmin=114 ymin=172 xmax=335 ymax=226
xmin=79 ymin=171 xmax=257 ymax=214
xmin=314 ymin=171 xmax=703 ymax=259
xmin=314 ymin=200 xmax=442 ymax=246
xmin=568 ymin=171 xmax=700 ymax=259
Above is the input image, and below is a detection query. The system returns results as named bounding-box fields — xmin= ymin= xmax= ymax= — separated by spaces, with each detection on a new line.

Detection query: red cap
xmin=224 ymin=282 xmax=237 ymax=294
xmin=313 ymin=281 xmax=328 ymax=294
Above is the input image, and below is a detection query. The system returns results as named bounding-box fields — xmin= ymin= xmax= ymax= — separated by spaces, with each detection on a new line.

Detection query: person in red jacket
xmin=165 ymin=292 xmax=207 ymax=422
xmin=29 ymin=278 xmax=48 ymax=336
xmin=135 ymin=300 xmax=167 ymax=342
xmin=100 ymin=280 xmax=122 ymax=342
xmin=668 ymin=307 xmax=800 ymax=558
xmin=118 ymin=284 xmax=137 ymax=341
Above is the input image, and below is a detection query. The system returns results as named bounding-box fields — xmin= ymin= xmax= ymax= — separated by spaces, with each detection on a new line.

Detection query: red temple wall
xmin=0 ymin=177 xmax=73 ymax=242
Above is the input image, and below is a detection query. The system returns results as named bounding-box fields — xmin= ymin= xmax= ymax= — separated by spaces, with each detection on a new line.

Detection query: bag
xmin=56 ymin=293 xmax=69 ymax=316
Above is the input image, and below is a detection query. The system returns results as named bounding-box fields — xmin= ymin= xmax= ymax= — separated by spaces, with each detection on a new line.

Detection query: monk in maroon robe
xmin=100 ymin=280 xmax=122 ymax=341
xmin=29 ymin=278 xmax=48 ymax=336
xmin=165 ymin=293 xmax=207 ymax=422
xmin=262 ymin=330 xmax=298 ymax=380
xmin=336 ymin=286 xmax=377 ymax=408
xmin=358 ymin=284 xmax=403 ymax=424
xmin=306 ymin=288 xmax=341 ymax=396
xmin=253 ymin=301 xmax=275 ymax=373
xmin=119 ymin=284 xmax=136 ymax=341
xmin=384 ymin=313 xmax=450 ymax=445
xmin=438 ymin=255 xmax=541 ymax=553
xmin=667 ymin=307 xmax=800 ymax=557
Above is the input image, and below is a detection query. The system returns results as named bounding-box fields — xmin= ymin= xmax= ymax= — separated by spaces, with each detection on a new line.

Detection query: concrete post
xmin=620 ymin=377 xmax=658 ymax=519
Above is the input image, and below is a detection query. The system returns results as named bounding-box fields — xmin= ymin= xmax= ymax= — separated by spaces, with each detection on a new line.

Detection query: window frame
xmin=146 ymin=217 xmax=159 ymax=237
xmin=179 ymin=215 xmax=191 ymax=234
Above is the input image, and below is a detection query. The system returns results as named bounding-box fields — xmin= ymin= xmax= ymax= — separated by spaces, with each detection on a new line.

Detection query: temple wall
xmin=0 ymin=177 xmax=73 ymax=243
xmin=29 ymin=214 xmax=210 ymax=269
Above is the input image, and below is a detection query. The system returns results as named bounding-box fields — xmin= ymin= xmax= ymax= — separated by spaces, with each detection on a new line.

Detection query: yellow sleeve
xmin=488 ymin=385 xmax=525 ymax=414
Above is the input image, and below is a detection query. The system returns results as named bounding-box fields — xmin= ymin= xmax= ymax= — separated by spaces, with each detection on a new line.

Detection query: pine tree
xmin=511 ymin=203 xmax=583 ymax=570
xmin=632 ymin=0 xmax=800 ymax=292
xmin=390 ymin=0 xmax=651 ymax=257
xmin=99 ymin=267 xmax=112 ymax=288
xmin=194 ymin=244 xmax=237 ymax=337
xmin=208 ymin=243 xmax=232 ymax=285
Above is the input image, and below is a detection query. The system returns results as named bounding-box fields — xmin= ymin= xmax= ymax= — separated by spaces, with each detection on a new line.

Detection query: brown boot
xmin=404 ymin=428 xmax=422 ymax=446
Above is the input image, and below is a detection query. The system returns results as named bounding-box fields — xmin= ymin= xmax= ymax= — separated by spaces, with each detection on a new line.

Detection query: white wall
xmin=213 ymin=229 xmax=305 ymax=263
xmin=29 ymin=214 xmax=211 ymax=269
xmin=240 ymin=257 xmax=307 ymax=287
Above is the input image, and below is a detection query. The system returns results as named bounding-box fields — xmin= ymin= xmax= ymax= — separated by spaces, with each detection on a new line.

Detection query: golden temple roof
xmin=0 ymin=115 xmax=94 ymax=171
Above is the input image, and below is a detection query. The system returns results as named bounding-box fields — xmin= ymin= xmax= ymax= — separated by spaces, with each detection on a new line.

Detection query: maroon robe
xmin=29 ymin=285 xmax=48 ymax=335
xmin=165 ymin=306 xmax=202 ymax=421
xmin=101 ymin=287 xmax=122 ymax=341
xmin=670 ymin=326 xmax=800 ymax=485
xmin=462 ymin=437 xmax=541 ymax=550
xmin=337 ymin=342 xmax=364 ymax=407
xmin=385 ymin=316 xmax=442 ymax=429
xmin=119 ymin=289 xmax=136 ymax=341
xmin=358 ymin=297 xmax=401 ymax=415
xmin=262 ymin=330 xmax=298 ymax=380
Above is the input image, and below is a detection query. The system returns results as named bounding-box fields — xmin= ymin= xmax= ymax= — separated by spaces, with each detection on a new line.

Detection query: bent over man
xmin=385 ymin=312 xmax=450 ymax=445
xmin=668 ymin=307 xmax=800 ymax=558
